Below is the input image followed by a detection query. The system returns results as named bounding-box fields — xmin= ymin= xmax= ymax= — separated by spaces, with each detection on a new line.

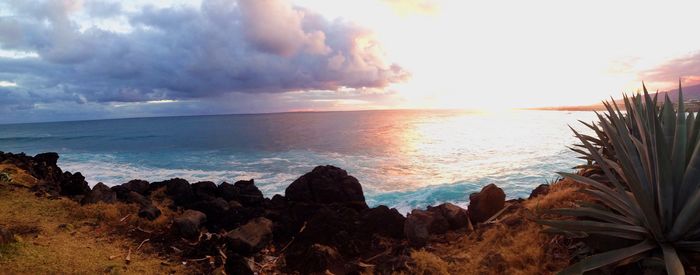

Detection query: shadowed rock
xmin=225 ymin=217 xmax=273 ymax=255
xmin=217 ymin=182 xmax=237 ymax=201
xmin=163 ymin=178 xmax=193 ymax=205
xmin=428 ymin=203 xmax=472 ymax=231
xmin=192 ymin=181 xmax=217 ymax=200
xmin=360 ymin=205 xmax=406 ymax=238
xmin=224 ymin=253 xmax=254 ymax=275
xmin=285 ymin=165 xmax=367 ymax=210
xmin=126 ymin=191 xmax=152 ymax=206
xmin=468 ymin=183 xmax=505 ymax=224
xmin=81 ymin=182 xmax=117 ymax=205
xmin=529 ymin=184 xmax=550 ymax=199
xmin=138 ymin=205 xmax=162 ymax=221
xmin=404 ymin=209 xmax=449 ymax=247
xmin=60 ymin=172 xmax=90 ymax=196
xmin=188 ymin=197 xmax=230 ymax=227
xmin=233 ymin=180 xmax=264 ymax=207
xmin=173 ymin=210 xmax=207 ymax=240
xmin=121 ymin=180 xmax=150 ymax=195
xmin=286 ymin=244 xmax=344 ymax=274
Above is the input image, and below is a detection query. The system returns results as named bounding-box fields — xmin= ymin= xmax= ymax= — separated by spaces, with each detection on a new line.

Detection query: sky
xmin=1 ymin=0 xmax=700 ymax=123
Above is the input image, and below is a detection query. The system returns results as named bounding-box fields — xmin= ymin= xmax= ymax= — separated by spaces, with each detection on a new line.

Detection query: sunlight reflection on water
xmin=0 ymin=110 xmax=597 ymax=212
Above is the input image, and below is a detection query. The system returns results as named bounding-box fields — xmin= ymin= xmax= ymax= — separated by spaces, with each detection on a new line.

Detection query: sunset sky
xmin=1 ymin=0 xmax=700 ymax=123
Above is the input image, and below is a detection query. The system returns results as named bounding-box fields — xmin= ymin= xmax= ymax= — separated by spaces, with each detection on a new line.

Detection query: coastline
xmin=0 ymin=151 xmax=578 ymax=274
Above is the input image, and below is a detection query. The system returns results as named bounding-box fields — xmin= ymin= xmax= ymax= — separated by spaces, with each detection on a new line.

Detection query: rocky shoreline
xmin=0 ymin=151 xmax=550 ymax=274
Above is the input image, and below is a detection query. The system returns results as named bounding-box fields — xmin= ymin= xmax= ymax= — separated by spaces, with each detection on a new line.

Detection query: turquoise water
xmin=0 ymin=110 xmax=596 ymax=213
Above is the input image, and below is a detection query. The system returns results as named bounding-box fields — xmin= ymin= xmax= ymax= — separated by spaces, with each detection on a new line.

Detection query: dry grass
xmin=409 ymin=250 xmax=450 ymax=275
xmin=0 ymin=163 xmax=38 ymax=187
xmin=0 ymin=169 xmax=184 ymax=274
xmin=408 ymin=178 xmax=585 ymax=275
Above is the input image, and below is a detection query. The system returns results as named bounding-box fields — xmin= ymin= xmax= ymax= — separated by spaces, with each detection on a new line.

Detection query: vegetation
xmin=0 ymin=164 xmax=182 ymax=274
xmin=540 ymin=83 xmax=700 ymax=274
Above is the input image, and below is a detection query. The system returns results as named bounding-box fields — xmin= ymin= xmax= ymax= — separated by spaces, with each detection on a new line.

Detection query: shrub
xmin=540 ymin=83 xmax=700 ymax=274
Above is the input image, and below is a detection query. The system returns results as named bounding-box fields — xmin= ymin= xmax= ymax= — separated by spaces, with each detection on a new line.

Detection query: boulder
xmin=188 ymin=197 xmax=230 ymax=224
xmin=528 ymin=184 xmax=550 ymax=199
xmin=360 ymin=205 xmax=406 ymax=238
xmin=286 ymin=244 xmax=344 ymax=275
xmin=224 ymin=253 xmax=254 ymax=275
xmin=59 ymin=172 xmax=90 ymax=196
xmin=32 ymin=152 xmax=63 ymax=183
xmin=404 ymin=209 xmax=449 ymax=247
xmin=427 ymin=203 xmax=472 ymax=231
xmin=217 ymin=182 xmax=237 ymax=201
xmin=468 ymin=184 xmax=505 ymax=224
xmin=226 ymin=217 xmax=273 ymax=255
xmin=192 ymin=181 xmax=217 ymax=200
xmin=173 ymin=210 xmax=207 ymax=240
xmin=285 ymin=165 xmax=367 ymax=210
xmin=121 ymin=179 xmax=150 ymax=195
xmin=229 ymin=200 xmax=243 ymax=209
xmin=138 ymin=205 xmax=162 ymax=221
xmin=233 ymin=180 xmax=263 ymax=206
xmin=164 ymin=178 xmax=193 ymax=205
xmin=81 ymin=182 xmax=117 ymax=204
xmin=286 ymin=206 xmax=364 ymax=256
xmin=126 ymin=191 xmax=152 ymax=206
xmin=33 ymin=152 xmax=59 ymax=166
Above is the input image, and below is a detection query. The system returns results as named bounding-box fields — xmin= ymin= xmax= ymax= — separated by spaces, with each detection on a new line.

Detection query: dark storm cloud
xmin=0 ymin=0 xmax=409 ymax=120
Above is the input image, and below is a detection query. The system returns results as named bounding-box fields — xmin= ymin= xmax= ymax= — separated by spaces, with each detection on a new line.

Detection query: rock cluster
xmin=0 ymin=151 xmax=512 ymax=274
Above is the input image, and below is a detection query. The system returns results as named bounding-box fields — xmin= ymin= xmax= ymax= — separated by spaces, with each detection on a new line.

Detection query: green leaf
xmin=557 ymin=240 xmax=655 ymax=275
xmin=546 ymin=207 xmax=637 ymax=225
xmin=661 ymin=244 xmax=685 ymax=275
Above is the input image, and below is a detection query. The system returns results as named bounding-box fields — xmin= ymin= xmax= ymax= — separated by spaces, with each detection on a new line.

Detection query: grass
xmin=407 ymin=178 xmax=586 ymax=274
xmin=0 ymin=165 xmax=184 ymax=274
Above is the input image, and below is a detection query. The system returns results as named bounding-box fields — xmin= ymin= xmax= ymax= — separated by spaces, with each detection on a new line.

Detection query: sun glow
xmin=295 ymin=0 xmax=700 ymax=111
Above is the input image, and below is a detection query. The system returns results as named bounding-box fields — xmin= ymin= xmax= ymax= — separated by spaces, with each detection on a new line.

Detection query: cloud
xmin=0 ymin=0 xmax=408 ymax=122
xmin=641 ymin=52 xmax=700 ymax=86
xmin=381 ymin=0 xmax=439 ymax=16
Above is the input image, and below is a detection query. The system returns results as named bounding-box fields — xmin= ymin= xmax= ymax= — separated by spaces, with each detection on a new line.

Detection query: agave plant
xmin=540 ymin=83 xmax=700 ymax=274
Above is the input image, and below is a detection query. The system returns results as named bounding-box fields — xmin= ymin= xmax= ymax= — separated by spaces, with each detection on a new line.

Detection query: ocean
xmin=0 ymin=110 xmax=596 ymax=213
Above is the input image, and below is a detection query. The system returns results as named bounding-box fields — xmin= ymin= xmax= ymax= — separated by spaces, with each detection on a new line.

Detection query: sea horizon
xmin=0 ymin=109 xmax=597 ymax=214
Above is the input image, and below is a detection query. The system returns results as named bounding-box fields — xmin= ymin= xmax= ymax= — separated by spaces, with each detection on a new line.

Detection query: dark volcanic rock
xmin=173 ymin=210 xmax=207 ymax=240
xmin=224 ymin=253 xmax=254 ymax=275
xmin=121 ymin=180 xmax=150 ymax=195
xmin=126 ymin=191 xmax=152 ymax=206
xmin=404 ymin=209 xmax=449 ymax=247
xmin=138 ymin=205 xmax=162 ymax=221
xmin=360 ymin=205 xmax=406 ymax=239
xmin=468 ymin=183 xmax=505 ymax=224
xmin=217 ymin=182 xmax=237 ymax=201
xmin=188 ymin=197 xmax=230 ymax=227
xmin=428 ymin=203 xmax=472 ymax=231
xmin=81 ymin=182 xmax=117 ymax=204
xmin=192 ymin=181 xmax=217 ymax=200
xmin=233 ymin=180 xmax=263 ymax=206
xmin=32 ymin=152 xmax=63 ymax=183
xmin=286 ymin=244 xmax=345 ymax=275
xmin=285 ymin=165 xmax=367 ymax=210
xmin=59 ymin=172 xmax=90 ymax=196
xmin=226 ymin=217 xmax=273 ymax=255
xmin=529 ymin=184 xmax=551 ymax=199
xmin=163 ymin=178 xmax=193 ymax=205
xmin=288 ymin=206 xmax=365 ymax=257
